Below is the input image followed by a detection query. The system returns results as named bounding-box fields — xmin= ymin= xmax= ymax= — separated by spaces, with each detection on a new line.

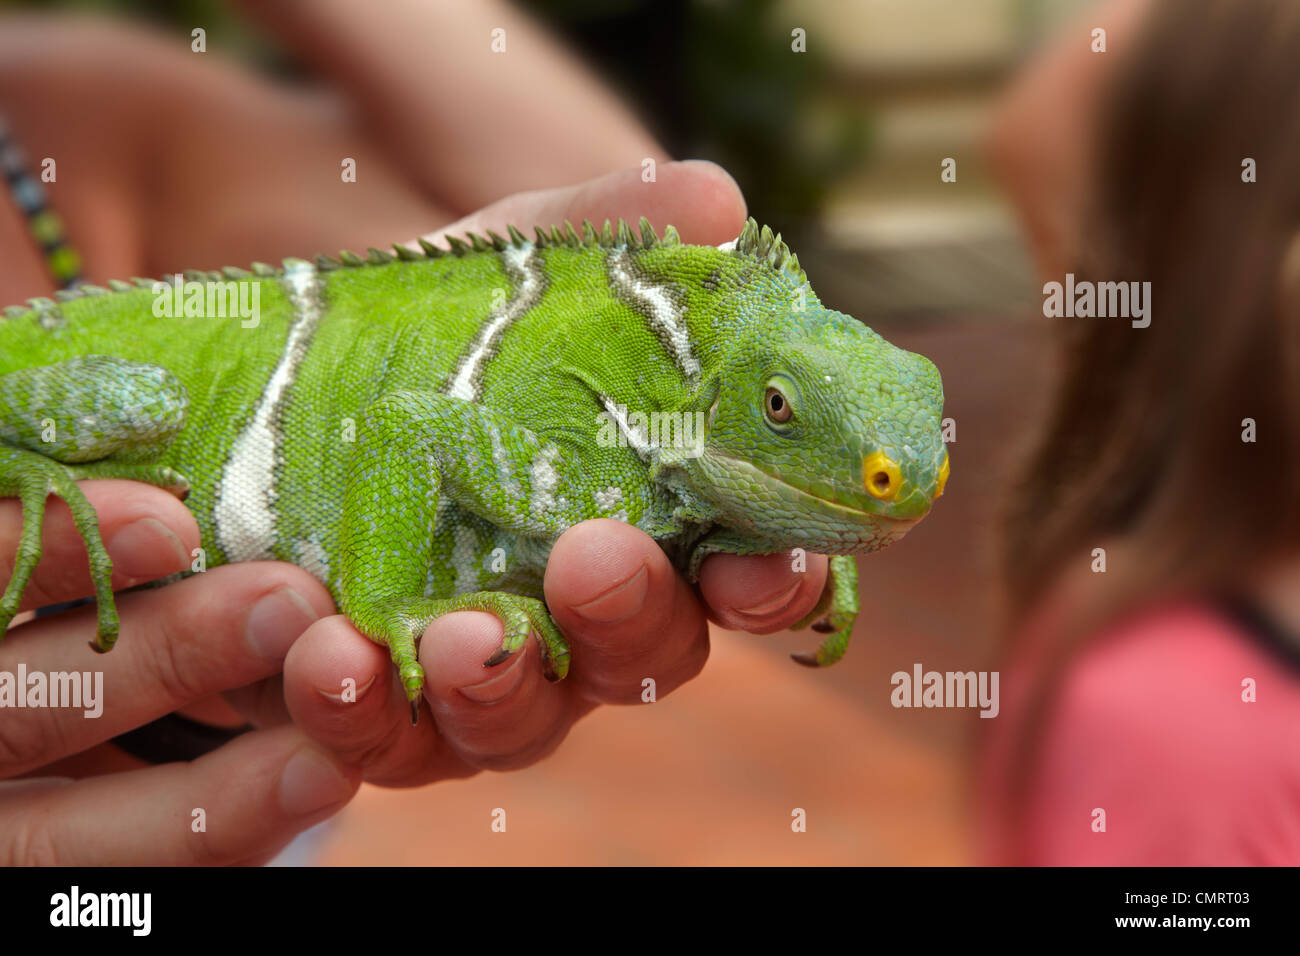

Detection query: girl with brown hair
xmin=980 ymin=0 xmax=1300 ymax=864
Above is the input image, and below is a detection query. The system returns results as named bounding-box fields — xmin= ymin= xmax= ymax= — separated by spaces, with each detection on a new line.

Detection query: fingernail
xmin=317 ymin=673 xmax=376 ymax=704
xmin=570 ymin=563 xmax=649 ymax=624
xmin=246 ymin=586 xmax=320 ymax=661
xmin=459 ymin=643 xmax=529 ymax=703
xmin=106 ymin=517 xmax=190 ymax=581
xmin=279 ymin=747 xmax=353 ymax=816
xmin=731 ymin=579 xmax=802 ymax=618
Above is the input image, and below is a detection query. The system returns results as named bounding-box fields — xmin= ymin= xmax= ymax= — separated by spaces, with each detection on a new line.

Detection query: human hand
xmin=0 ymin=480 xmax=360 ymax=864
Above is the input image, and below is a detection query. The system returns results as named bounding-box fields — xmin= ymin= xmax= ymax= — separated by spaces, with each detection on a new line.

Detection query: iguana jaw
xmin=701 ymin=449 xmax=925 ymax=544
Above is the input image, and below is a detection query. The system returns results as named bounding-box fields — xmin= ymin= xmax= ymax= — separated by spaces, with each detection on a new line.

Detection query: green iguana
xmin=0 ymin=218 xmax=948 ymax=721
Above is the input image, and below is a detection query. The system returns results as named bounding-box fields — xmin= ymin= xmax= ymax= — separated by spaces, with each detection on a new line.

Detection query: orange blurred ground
xmin=314 ymin=315 xmax=1051 ymax=865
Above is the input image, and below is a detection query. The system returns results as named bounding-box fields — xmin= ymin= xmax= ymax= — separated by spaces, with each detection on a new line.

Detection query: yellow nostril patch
xmin=862 ymin=451 xmax=902 ymax=501
xmin=936 ymin=452 xmax=950 ymax=498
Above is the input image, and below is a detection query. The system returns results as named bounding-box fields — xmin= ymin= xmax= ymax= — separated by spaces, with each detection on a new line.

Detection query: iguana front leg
xmin=686 ymin=530 xmax=859 ymax=667
xmin=0 ymin=357 xmax=190 ymax=648
xmin=338 ymin=391 xmax=576 ymax=722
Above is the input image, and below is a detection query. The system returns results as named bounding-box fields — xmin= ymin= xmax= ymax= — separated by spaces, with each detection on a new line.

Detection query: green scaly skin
xmin=0 ymin=218 xmax=948 ymax=723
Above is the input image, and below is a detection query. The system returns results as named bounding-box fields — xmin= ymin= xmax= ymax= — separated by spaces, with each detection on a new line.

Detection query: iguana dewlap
xmin=0 ymin=218 xmax=948 ymax=720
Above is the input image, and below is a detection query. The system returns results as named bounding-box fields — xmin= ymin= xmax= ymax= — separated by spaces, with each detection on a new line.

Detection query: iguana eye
xmin=764 ymin=386 xmax=793 ymax=424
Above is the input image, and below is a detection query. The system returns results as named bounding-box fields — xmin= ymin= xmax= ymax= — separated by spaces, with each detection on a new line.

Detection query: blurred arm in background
xmin=0 ymin=0 xmax=670 ymax=303
xmin=236 ymin=0 xmax=666 ymax=213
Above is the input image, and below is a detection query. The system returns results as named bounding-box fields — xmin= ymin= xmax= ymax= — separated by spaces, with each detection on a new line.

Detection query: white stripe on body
xmin=606 ymin=248 xmax=700 ymax=384
xmin=215 ymin=259 xmax=322 ymax=562
xmin=599 ymin=395 xmax=654 ymax=459
xmin=446 ymin=244 xmax=544 ymax=401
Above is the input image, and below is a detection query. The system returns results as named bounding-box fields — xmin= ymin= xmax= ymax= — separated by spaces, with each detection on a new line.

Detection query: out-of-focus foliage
xmin=522 ymin=0 xmax=868 ymax=235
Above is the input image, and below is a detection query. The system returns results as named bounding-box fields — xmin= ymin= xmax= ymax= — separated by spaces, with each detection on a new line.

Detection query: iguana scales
xmin=0 ymin=218 xmax=948 ymax=721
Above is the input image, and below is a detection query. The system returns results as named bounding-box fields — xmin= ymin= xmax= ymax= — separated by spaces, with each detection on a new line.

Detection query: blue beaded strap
xmin=0 ymin=116 xmax=83 ymax=290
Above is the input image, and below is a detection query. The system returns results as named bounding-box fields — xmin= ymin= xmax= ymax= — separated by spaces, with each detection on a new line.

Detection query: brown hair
xmin=997 ymin=0 xmax=1300 ymax=843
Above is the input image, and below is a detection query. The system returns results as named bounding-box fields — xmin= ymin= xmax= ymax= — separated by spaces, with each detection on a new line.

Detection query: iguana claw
xmin=482 ymin=647 xmax=514 ymax=668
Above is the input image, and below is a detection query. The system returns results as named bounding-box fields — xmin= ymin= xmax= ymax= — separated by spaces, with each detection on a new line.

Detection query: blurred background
xmin=5 ymin=0 xmax=1098 ymax=864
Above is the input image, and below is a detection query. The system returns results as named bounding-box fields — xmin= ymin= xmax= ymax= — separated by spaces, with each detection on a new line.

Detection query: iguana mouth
xmin=706 ymin=451 xmax=924 ymax=525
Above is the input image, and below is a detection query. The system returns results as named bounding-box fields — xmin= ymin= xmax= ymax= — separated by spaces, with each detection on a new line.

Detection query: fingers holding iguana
xmin=283 ymin=518 xmax=832 ymax=785
xmin=0 ymin=726 xmax=358 ymax=865
xmin=282 ymin=611 xmax=576 ymax=782
xmin=282 ymin=614 xmax=473 ymax=785
xmin=282 ymin=519 xmax=710 ymax=780
xmin=0 ymin=561 xmax=334 ymax=777
xmin=546 ymin=521 xmax=829 ymax=696
xmin=698 ymin=550 xmax=829 ymax=635
xmin=0 ymin=478 xmax=199 ymax=615
xmin=545 ymin=519 xmax=711 ymax=705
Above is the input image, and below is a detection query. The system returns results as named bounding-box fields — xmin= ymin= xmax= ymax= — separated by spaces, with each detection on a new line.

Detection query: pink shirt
xmin=978 ymin=601 xmax=1300 ymax=865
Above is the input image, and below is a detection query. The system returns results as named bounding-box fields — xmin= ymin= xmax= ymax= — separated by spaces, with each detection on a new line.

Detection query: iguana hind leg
xmin=0 ymin=357 xmax=190 ymax=649
xmin=0 ymin=355 xmax=188 ymax=463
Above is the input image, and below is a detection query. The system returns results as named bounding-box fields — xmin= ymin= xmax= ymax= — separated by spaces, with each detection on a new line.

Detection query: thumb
xmin=415 ymin=159 xmax=747 ymax=248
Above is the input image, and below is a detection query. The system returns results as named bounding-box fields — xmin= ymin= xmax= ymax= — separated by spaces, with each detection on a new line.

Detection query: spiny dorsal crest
xmin=730 ymin=217 xmax=806 ymax=286
xmin=1 ymin=216 xmax=803 ymax=316
xmin=311 ymin=215 xmax=678 ymax=273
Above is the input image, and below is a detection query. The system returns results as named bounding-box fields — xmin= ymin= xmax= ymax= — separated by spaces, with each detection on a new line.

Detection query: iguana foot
xmin=479 ymin=594 xmax=571 ymax=681
xmin=790 ymin=554 xmax=859 ymax=667
xmin=0 ymin=448 xmax=193 ymax=648
xmin=0 ymin=447 xmax=118 ymax=649
xmin=354 ymin=591 xmax=571 ymax=725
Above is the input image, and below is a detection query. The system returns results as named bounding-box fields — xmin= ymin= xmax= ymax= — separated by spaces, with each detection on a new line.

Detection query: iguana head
xmin=683 ymin=306 xmax=947 ymax=554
